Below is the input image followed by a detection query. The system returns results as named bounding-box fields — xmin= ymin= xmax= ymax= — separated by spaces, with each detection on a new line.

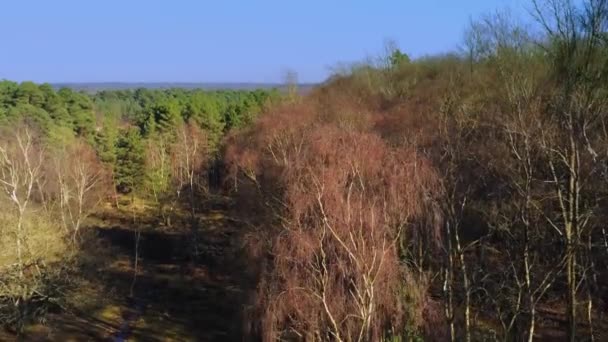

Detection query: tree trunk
xmin=566 ymin=240 xmax=576 ymax=342
xmin=528 ymin=305 xmax=535 ymax=342
xmin=454 ymin=224 xmax=471 ymax=342
xmin=587 ymin=288 xmax=594 ymax=342
xmin=444 ymin=222 xmax=456 ymax=342
xmin=16 ymin=211 xmax=24 ymax=278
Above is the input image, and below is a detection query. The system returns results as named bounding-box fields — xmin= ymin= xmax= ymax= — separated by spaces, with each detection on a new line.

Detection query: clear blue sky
xmin=0 ymin=0 xmax=524 ymax=83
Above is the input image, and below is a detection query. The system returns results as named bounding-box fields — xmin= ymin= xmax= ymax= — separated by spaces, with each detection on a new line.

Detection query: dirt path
xmin=21 ymin=198 xmax=253 ymax=341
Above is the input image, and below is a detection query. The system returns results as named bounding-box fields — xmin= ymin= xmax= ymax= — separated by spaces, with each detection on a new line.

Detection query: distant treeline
xmin=48 ymin=82 xmax=317 ymax=94
xmin=0 ymin=80 xmax=281 ymax=193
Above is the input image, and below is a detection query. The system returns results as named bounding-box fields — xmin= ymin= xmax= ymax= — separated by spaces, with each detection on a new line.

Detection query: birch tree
xmin=0 ymin=125 xmax=43 ymax=276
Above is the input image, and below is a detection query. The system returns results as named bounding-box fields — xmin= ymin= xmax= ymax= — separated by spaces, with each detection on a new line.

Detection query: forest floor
xmin=13 ymin=195 xmax=253 ymax=342
xmin=3 ymin=196 xmax=606 ymax=341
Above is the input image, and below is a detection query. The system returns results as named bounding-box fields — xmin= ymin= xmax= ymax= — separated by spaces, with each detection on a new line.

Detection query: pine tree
xmin=114 ymin=127 xmax=145 ymax=193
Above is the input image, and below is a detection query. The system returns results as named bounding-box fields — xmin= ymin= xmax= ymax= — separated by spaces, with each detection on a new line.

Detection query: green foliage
xmin=114 ymin=127 xmax=145 ymax=193
xmin=389 ymin=48 xmax=410 ymax=69
xmin=58 ymin=88 xmax=95 ymax=137
xmin=150 ymin=99 xmax=182 ymax=134
xmin=93 ymin=118 xmax=119 ymax=165
xmin=143 ymin=135 xmax=172 ymax=203
xmin=3 ymin=104 xmax=53 ymax=133
xmin=0 ymin=81 xmax=281 ymax=195
xmin=47 ymin=124 xmax=77 ymax=148
xmin=15 ymin=81 xmax=45 ymax=107
xmin=0 ymin=80 xmax=19 ymax=107
xmin=182 ymin=92 xmax=224 ymax=145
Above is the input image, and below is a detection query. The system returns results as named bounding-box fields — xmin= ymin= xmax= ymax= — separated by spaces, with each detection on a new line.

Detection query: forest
xmin=2 ymin=0 xmax=608 ymax=341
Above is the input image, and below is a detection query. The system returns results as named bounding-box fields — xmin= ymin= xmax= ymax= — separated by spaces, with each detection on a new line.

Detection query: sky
xmin=0 ymin=0 xmax=526 ymax=83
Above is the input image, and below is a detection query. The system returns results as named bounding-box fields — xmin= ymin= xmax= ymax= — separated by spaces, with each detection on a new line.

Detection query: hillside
xmin=1 ymin=1 xmax=608 ymax=341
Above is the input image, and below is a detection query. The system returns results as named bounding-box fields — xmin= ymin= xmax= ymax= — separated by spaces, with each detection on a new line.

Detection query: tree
xmin=389 ymin=49 xmax=410 ymax=69
xmin=144 ymin=133 xmax=172 ymax=221
xmin=531 ymin=1 xmax=608 ymax=339
xmin=172 ymin=121 xmax=208 ymax=213
xmin=50 ymin=141 xmax=108 ymax=243
xmin=383 ymin=39 xmax=410 ymax=69
xmin=115 ymin=127 xmax=145 ymax=193
xmin=170 ymin=122 xmax=208 ymax=255
xmin=0 ymin=124 xmax=44 ymax=276
xmin=182 ymin=92 xmax=225 ymax=147
xmin=58 ymin=88 xmax=95 ymax=137
xmin=150 ymin=99 xmax=182 ymax=134
xmin=283 ymin=69 xmax=299 ymax=102
xmin=40 ymin=83 xmax=72 ymax=128
xmin=225 ymin=102 xmax=440 ymax=340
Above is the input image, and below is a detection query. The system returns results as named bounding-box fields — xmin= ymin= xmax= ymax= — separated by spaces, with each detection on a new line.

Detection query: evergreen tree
xmin=114 ymin=127 xmax=145 ymax=193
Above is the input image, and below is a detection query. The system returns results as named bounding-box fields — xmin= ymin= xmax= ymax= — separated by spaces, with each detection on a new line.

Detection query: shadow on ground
xmin=24 ymin=198 xmax=255 ymax=342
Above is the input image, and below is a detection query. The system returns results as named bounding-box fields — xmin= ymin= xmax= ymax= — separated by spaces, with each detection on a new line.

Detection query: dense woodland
xmin=0 ymin=80 xmax=278 ymax=336
xmin=2 ymin=0 xmax=608 ymax=341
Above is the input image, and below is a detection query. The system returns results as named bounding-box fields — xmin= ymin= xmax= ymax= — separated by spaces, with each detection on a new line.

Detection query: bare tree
xmin=172 ymin=121 xmax=209 ymax=215
xmin=437 ymin=84 xmax=479 ymax=342
xmin=51 ymin=141 xmax=108 ymax=244
xmin=226 ymin=100 xmax=440 ymax=341
xmin=144 ymin=135 xmax=172 ymax=224
xmin=531 ymin=1 xmax=608 ymax=339
xmin=282 ymin=69 xmax=299 ymax=102
xmin=0 ymin=125 xmax=44 ymax=276
xmin=171 ymin=122 xmax=209 ymax=258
